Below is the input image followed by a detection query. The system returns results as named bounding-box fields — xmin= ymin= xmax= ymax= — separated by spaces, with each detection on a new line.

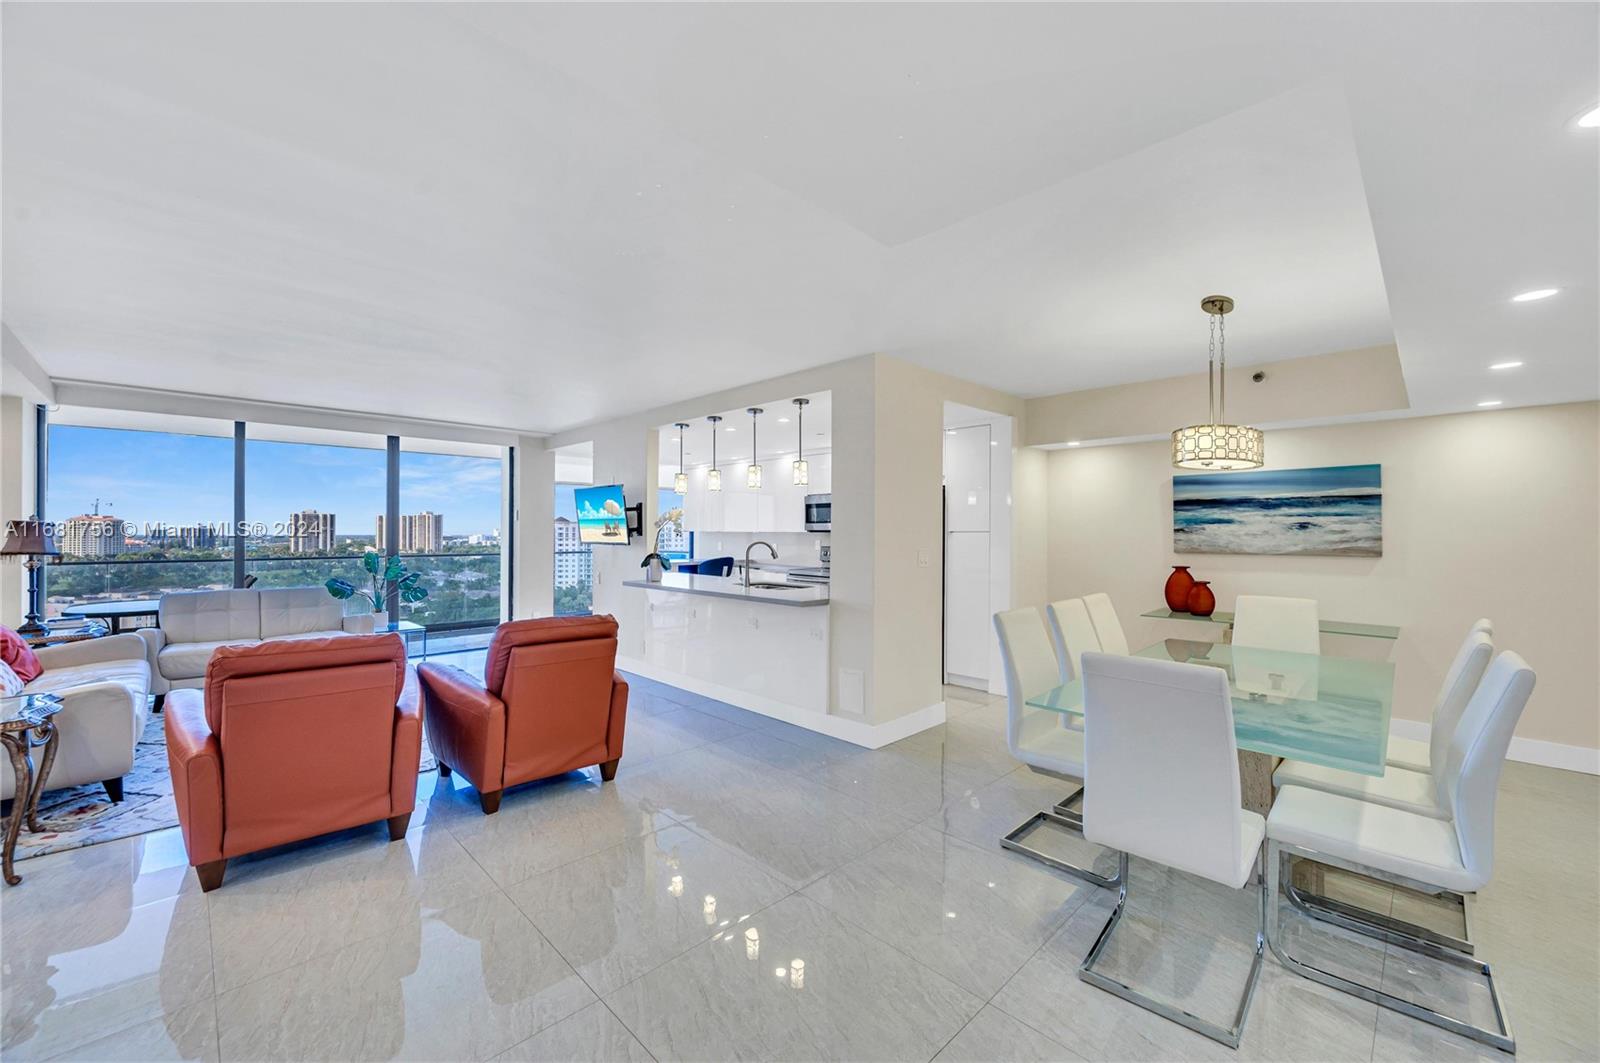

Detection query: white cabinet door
xmin=722 ymin=490 xmax=757 ymax=532
xmin=809 ymin=451 xmax=832 ymax=495
xmin=695 ymin=470 xmax=725 ymax=533
xmin=944 ymin=426 xmax=990 ymax=532
xmin=945 ymin=530 xmax=991 ymax=683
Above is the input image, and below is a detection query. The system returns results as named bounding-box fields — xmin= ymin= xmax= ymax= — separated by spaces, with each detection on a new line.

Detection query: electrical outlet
xmin=917 ymin=548 xmax=930 ymax=568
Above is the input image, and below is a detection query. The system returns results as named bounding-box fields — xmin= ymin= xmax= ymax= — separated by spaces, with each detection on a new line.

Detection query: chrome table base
xmin=1264 ymin=840 xmax=1514 ymax=1054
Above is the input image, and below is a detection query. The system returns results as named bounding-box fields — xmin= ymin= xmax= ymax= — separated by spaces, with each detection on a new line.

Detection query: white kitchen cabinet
xmin=943 ymin=427 xmax=989 ymax=532
xmin=681 ymin=450 xmax=832 ymax=533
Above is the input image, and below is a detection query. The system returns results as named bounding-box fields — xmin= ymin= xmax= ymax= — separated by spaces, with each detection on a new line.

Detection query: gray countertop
xmin=623 ymin=572 xmax=830 ymax=607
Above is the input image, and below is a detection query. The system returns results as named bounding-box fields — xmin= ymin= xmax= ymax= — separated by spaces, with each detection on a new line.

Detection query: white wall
xmin=0 ymin=396 xmax=38 ymax=627
xmin=1045 ymin=402 xmax=1600 ymax=755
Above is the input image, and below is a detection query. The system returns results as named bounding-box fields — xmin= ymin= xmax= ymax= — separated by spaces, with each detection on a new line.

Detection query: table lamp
xmin=2 ymin=518 xmax=59 ymax=636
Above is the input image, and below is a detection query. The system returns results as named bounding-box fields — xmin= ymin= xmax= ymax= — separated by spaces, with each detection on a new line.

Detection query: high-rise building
xmin=59 ymin=514 xmax=127 ymax=557
xmin=553 ymin=516 xmax=589 ymax=588
xmin=287 ymin=510 xmax=336 ymax=553
xmin=376 ymin=511 xmax=444 ymax=553
xmin=151 ymin=524 xmax=218 ymax=551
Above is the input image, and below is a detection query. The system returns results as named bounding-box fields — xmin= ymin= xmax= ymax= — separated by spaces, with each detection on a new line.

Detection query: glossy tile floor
xmin=2 ymin=671 xmax=1596 ymax=1062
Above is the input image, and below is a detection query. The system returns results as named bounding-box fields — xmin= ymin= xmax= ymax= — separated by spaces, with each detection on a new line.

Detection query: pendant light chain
xmin=1217 ymin=309 xmax=1227 ymax=427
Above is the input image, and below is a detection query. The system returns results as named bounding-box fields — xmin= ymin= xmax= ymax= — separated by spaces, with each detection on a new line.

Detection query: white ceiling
xmin=3 ymin=4 xmax=1594 ymax=433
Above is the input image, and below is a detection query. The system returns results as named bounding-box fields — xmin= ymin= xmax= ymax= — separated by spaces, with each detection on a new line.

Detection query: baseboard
xmin=1390 ymin=719 xmax=1599 ymax=775
xmin=618 ymin=656 xmax=946 ymax=750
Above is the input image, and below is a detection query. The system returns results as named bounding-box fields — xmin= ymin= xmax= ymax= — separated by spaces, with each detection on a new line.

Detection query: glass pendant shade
xmin=707 ymin=467 xmax=722 ymax=491
xmin=673 ymin=471 xmax=688 ymax=494
xmin=1171 ymin=295 xmax=1263 ymax=471
xmin=747 ymin=464 xmax=762 ymax=488
xmin=707 ymin=415 xmax=722 ymax=490
xmin=792 ymin=458 xmax=809 ymax=486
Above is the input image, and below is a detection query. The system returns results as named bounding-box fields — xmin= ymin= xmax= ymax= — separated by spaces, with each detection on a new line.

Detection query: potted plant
xmin=326 ymin=552 xmax=429 ymax=630
xmin=640 ymin=507 xmax=683 ymax=583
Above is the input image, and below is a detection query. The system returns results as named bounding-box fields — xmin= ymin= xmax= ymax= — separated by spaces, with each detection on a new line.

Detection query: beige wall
xmin=1026 ymin=344 xmax=1410 ymax=447
xmin=1045 ymin=401 xmax=1600 ymax=751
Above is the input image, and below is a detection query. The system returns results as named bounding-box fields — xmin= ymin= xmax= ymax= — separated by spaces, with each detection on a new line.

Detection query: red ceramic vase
xmin=1163 ymin=566 xmax=1195 ymax=612
xmin=1187 ymin=580 xmax=1216 ymax=617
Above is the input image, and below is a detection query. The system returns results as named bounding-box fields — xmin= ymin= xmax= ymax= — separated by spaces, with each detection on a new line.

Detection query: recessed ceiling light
xmin=1066 ymin=441 xmax=1081 ymax=447
xmin=1477 ymin=400 xmax=1503 ymax=408
xmin=669 ymin=437 xmax=680 ymax=443
xmin=1576 ymin=105 xmax=1600 ymax=129
xmin=777 ymin=417 xmax=790 ymax=423
xmin=725 ymin=427 xmax=736 ymax=432
xmin=1511 ymin=288 xmax=1559 ymax=302
xmin=1488 ymin=361 xmax=1524 ymax=371
xmin=989 ymin=440 xmax=999 ymax=446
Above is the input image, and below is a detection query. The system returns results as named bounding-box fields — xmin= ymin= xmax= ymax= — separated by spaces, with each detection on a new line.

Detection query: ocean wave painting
xmin=1174 ymin=464 xmax=1382 ymax=557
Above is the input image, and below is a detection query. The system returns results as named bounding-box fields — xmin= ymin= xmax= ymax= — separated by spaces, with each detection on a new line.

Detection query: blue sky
xmin=48 ymin=426 xmax=504 ymax=537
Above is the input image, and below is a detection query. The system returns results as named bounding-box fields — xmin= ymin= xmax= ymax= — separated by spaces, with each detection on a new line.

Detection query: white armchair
xmin=3 ymin=634 xmax=151 ymax=803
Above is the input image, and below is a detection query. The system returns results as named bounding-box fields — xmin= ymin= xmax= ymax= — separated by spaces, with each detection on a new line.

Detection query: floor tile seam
xmin=592 ymin=888 xmax=799 ymax=1007
xmin=977 ymin=1000 xmax=1094 ymax=1063
xmin=482 ymin=910 xmax=605 ymax=1058
xmin=208 ymin=863 xmax=521 ymax=1000
xmin=595 ymin=996 xmax=661 ymax=1063
xmin=449 ymin=810 xmax=690 ymax=893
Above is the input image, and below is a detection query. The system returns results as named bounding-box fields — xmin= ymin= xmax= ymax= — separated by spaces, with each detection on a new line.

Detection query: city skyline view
xmin=46 ymin=425 xmax=505 ymax=540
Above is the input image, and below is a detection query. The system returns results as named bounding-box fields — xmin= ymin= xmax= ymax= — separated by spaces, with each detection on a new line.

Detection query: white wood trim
xmin=1390 ymin=719 xmax=1599 ymax=775
xmin=618 ymin=655 xmax=945 ymax=749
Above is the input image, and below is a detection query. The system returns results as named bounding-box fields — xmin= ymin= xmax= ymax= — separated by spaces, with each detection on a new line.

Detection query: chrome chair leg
xmin=1264 ymin=841 xmax=1514 ymax=1054
xmin=1000 ymin=802 xmax=1122 ymax=890
xmin=1052 ymin=785 xmax=1084 ymax=818
xmin=1078 ymin=850 xmax=1266 ymax=1050
xmin=1283 ymin=859 xmax=1474 ymax=955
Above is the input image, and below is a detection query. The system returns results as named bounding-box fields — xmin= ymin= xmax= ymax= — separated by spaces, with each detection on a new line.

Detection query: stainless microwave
xmin=804 ymin=493 xmax=832 ymax=532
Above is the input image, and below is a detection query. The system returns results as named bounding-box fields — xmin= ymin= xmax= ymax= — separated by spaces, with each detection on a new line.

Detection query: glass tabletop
xmin=1025 ymin=640 xmax=1394 ymax=776
xmin=1140 ymin=608 xmax=1400 ymax=641
xmin=0 ymin=692 xmax=64 ymax=729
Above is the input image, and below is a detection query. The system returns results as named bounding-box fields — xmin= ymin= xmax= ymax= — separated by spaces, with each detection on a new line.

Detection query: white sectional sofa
xmin=2 ymin=633 xmax=151 ymax=803
xmin=136 ymin=587 xmax=377 ymax=697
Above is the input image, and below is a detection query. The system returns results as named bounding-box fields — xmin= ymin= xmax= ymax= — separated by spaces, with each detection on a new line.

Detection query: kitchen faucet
xmin=744 ymin=541 xmax=777 ymax=588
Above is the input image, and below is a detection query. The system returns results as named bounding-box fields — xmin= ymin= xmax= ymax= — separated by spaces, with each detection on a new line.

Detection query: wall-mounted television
xmin=574 ymin=484 xmax=635 ymax=544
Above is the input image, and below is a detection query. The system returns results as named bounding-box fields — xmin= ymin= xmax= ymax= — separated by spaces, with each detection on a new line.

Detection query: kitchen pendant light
xmin=746 ymin=408 xmax=763 ymax=489
xmin=791 ymin=398 xmax=810 ymax=486
xmin=672 ymin=423 xmax=690 ymax=494
xmin=706 ymin=416 xmax=723 ymax=491
xmin=1171 ymin=295 xmax=1264 ymax=470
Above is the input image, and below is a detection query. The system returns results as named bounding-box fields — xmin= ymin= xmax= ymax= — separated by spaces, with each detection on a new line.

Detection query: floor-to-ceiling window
xmin=399 ymin=441 xmax=505 ymax=645
xmin=43 ymin=410 xmax=234 ymax=618
xmin=553 ymin=483 xmax=593 ymax=616
xmin=41 ymin=410 xmax=510 ymax=653
xmin=244 ymin=426 xmax=387 ymax=597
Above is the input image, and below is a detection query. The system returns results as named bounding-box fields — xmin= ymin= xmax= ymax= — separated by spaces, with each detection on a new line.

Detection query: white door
xmin=945 ymin=530 xmax=991 ymax=686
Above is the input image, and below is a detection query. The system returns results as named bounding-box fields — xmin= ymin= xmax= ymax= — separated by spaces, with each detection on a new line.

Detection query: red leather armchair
xmin=418 ymin=615 xmax=628 ymax=814
xmin=164 ymin=634 xmax=420 ymax=891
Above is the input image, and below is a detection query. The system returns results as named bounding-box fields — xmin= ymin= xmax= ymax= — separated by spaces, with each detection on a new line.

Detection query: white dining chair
xmin=1273 ymin=629 xmax=1494 ymax=820
xmin=1046 ymin=597 xmax=1100 ymax=683
xmin=1385 ymin=618 xmax=1494 ymax=773
xmin=1077 ymin=651 xmax=1266 ymax=1049
xmin=1082 ymin=592 xmax=1130 ymax=656
xmin=993 ymin=608 xmax=1120 ymax=889
xmin=1270 ymin=627 xmax=1493 ymax=953
xmin=1265 ymin=651 xmax=1536 ymax=1054
xmin=1232 ymin=595 xmax=1319 ymax=654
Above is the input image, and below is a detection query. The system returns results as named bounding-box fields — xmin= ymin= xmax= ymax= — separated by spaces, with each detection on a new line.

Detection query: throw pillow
xmin=0 ymin=659 xmax=22 ymax=697
xmin=0 ymin=626 xmax=43 ymax=683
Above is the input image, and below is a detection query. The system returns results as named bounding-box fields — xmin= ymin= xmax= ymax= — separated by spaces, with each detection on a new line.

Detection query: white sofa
xmin=135 ymin=587 xmax=378 ymax=697
xmin=2 ymin=633 xmax=151 ymax=802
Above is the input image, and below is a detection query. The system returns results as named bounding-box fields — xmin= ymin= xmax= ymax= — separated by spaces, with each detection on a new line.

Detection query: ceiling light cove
xmin=1511 ymin=288 xmax=1559 ymax=302
xmin=1477 ymin=400 xmax=1503 ymax=408
xmin=1488 ymin=361 xmax=1524 ymax=371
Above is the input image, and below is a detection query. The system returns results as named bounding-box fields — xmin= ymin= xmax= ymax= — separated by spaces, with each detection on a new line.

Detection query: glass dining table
xmin=1026 ymin=639 xmax=1395 ymax=776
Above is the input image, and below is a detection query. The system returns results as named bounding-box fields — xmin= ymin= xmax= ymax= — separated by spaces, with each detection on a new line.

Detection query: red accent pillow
xmin=0 ymin=626 xmax=43 ymax=684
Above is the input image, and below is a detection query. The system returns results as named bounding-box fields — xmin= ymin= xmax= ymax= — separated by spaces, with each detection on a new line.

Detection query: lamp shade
xmin=2 ymin=519 xmax=59 ymax=557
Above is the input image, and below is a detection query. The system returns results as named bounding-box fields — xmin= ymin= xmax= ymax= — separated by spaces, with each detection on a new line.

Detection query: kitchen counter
xmin=622 ymin=572 xmax=829 ymax=607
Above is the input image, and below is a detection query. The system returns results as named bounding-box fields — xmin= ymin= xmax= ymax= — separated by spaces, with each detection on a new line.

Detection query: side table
xmin=21 ymin=620 xmax=110 ymax=650
xmin=1 ymin=692 xmax=63 ymax=886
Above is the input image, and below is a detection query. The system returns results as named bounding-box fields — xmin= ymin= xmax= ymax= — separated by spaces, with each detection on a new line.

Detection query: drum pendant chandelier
xmin=1171 ymin=295 xmax=1264 ymax=470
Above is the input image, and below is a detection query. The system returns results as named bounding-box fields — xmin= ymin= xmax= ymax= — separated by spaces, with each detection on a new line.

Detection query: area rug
xmin=14 ymin=711 xmax=439 ymax=863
